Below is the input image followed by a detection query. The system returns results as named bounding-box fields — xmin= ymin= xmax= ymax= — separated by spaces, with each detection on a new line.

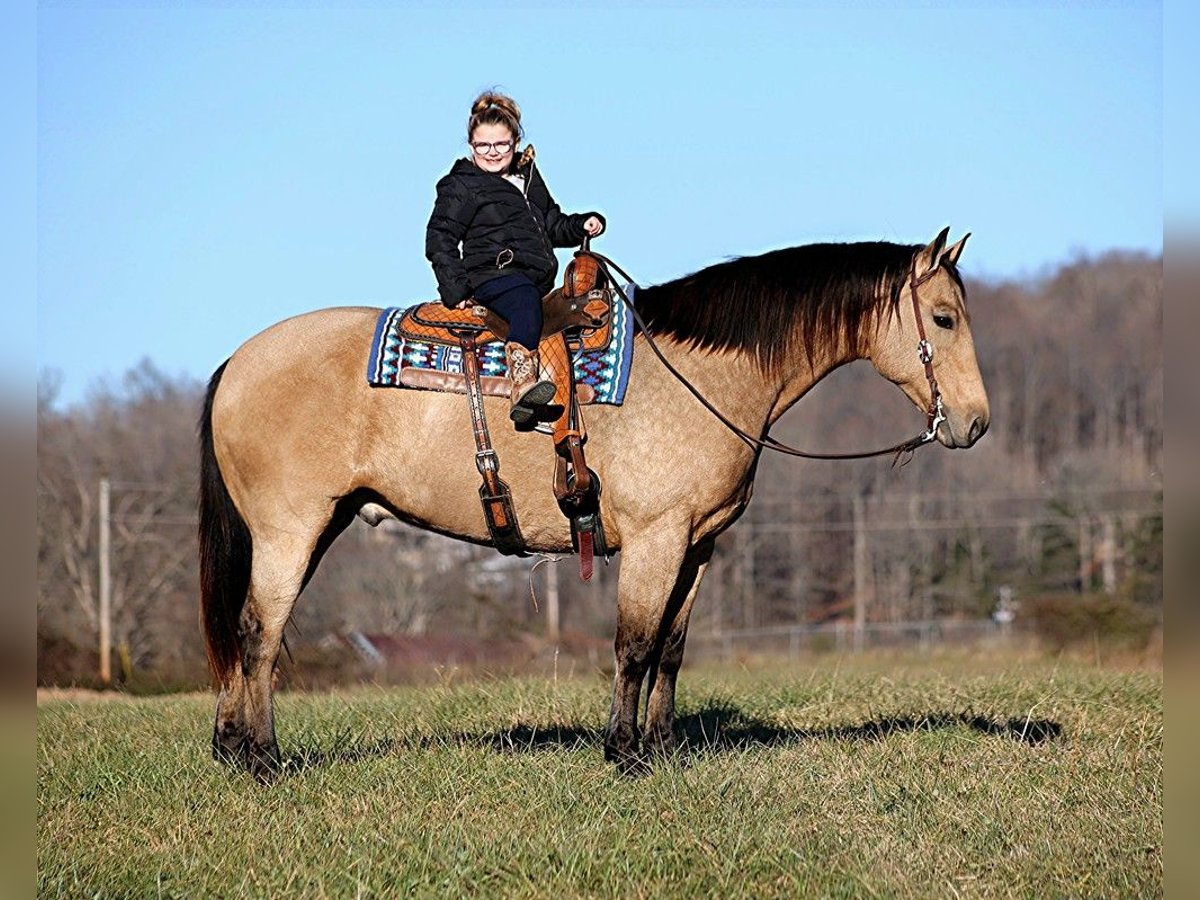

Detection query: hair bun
xmin=471 ymin=91 xmax=520 ymax=121
xmin=467 ymin=90 xmax=524 ymax=142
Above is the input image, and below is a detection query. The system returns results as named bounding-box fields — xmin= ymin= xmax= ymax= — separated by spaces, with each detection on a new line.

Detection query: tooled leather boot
xmin=505 ymin=342 xmax=556 ymax=424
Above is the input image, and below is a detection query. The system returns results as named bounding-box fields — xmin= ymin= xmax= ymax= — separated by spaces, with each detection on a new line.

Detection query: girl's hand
xmin=583 ymin=216 xmax=604 ymax=237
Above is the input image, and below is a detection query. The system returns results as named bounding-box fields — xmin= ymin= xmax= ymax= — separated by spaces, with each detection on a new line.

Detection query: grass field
xmin=38 ymin=650 xmax=1161 ymax=898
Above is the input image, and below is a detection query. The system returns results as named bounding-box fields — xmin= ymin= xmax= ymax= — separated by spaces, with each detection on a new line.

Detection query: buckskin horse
xmin=200 ymin=227 xmax=989 ymax=778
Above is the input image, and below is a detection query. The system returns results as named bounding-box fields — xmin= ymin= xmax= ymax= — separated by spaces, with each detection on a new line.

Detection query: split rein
xmin=589 ymin=251 xmax=947 ymax=466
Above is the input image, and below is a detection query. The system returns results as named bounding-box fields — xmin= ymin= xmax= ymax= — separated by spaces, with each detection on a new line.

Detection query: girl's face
xmin=470 ymin=122 xmax=517 ymax=174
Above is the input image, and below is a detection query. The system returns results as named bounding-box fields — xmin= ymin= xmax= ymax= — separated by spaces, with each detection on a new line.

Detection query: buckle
xmin=475 ymin=449 xmax=499 ymax=475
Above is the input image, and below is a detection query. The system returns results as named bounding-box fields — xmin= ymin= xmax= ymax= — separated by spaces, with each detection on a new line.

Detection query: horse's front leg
xmin=643 ymin=537 xmax=714 ymax=757
xmin=604 ymin=527 xmax=690 ymax=770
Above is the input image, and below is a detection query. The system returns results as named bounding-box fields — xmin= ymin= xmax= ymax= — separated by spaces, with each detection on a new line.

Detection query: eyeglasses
xmin=470 ymin=140 xmax=514 ymax=156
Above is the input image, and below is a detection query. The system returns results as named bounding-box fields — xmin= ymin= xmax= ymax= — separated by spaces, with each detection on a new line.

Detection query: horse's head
xmin=869 ymin=227 xmax=990 ymax=449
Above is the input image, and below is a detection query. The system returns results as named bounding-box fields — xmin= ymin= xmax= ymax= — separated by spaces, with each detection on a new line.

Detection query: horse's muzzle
xmin=941 ymin=411 xmax=989 ymax=449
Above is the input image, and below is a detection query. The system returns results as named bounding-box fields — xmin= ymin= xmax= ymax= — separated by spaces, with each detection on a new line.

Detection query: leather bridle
xmin=907 ymin=262 xmax=948 ymax=448
xmin=590 ymin=250 xmax=948 ymax=465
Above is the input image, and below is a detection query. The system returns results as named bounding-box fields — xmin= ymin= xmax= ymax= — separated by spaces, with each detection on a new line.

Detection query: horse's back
xmin=218 ymin=306 xmax=383 ymax=416
xmin=229 ymin=306 xmax=381 ymax=371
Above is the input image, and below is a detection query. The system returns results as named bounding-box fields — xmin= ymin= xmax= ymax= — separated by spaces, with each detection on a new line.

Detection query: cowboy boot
xmin=505 ymin=342 xmax=556 ymax=424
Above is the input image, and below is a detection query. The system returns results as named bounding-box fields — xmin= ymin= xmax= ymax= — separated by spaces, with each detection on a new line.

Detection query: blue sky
xmin=27 ymin=2 xmax=1165 ymax=407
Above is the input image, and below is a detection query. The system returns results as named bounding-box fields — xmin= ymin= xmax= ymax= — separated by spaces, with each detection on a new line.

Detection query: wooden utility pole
xmin=98 ymin=478 xmax=112 ymax=685
xmin=1101 ymin=515 xmax=1118 ymax=593
xmin=852 ymin=494 xmax=869 ymax=652
xmin=739 ymin=521 xmax=755 ymax=629
xmin=1078 ymin=517 xmax=1092 ymax=593
xmin=545 ymin=557 xmax=560 ymax=642
xmin=789 ymin=495 xmax=806 ymax=624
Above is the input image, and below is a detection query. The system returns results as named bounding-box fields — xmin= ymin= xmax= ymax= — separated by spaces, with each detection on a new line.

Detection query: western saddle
xmin=392 ymin=245 xmax=614 ymax=580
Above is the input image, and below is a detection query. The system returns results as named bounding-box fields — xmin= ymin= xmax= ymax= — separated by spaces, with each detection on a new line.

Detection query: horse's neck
xmin=644 ymin=337 xmax=851 ymax=436
xmin=765 ymin=342 xmax=858 ymax=428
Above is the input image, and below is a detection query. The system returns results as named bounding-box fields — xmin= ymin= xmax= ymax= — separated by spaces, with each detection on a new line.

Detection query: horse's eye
xmin=933 ymin=314 xmax=955 ymax=330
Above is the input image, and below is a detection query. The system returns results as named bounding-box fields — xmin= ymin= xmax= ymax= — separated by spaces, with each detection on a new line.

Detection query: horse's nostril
xmin=968 ymin=417 xmax=987 ymax=444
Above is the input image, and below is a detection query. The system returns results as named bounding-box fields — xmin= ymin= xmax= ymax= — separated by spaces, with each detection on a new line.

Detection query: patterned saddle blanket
xmin=366 ymin=284 xmax=635 ymax=405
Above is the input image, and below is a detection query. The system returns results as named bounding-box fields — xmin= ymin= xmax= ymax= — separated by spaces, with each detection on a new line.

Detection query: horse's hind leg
xmin=212 ymin=529 xmax=313 ymax=780
xmin=644 ymin=537 xmax=714 ymax=757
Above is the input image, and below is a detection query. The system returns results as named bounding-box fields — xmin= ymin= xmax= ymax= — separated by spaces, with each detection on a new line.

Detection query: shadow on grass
xmin=471 ymin=705 xmax=1063 ymax=757
xmin=279 ymin=703 xmax=1062 ymax=774
xmin=685 ymin=706 xmax=1063 ymax=749
xmin=279 ymin=737 xmax=400 ymax=775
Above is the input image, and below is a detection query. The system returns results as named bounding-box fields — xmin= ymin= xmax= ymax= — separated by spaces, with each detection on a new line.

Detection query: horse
xmin=199 ymin=227 xmax=989 ymax=778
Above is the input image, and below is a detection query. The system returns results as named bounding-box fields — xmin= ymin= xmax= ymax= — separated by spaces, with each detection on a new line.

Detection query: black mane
xmin=635 ymin=241 xmax=922 ymax=374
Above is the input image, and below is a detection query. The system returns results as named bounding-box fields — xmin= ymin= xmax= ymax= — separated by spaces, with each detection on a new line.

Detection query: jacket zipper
xmin=485 ymin=162 xmax=556 ymax=267
xmin=523 ymin=159 xmax=555 ymax=261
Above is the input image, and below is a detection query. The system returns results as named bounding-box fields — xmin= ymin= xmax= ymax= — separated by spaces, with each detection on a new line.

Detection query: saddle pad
xmin=367 ymin=284 xmax=636 ymax=405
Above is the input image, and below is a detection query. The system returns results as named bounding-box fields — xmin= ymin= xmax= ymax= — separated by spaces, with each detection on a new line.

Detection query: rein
xmin=589 ymin=250 xmax=946 ymax=465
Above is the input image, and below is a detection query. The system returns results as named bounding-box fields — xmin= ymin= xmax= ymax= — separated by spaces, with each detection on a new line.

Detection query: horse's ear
xmin=915 ymin=226 xmax=951 ymax=277
xmin=941 ymin=233 xmax=970 ymax=268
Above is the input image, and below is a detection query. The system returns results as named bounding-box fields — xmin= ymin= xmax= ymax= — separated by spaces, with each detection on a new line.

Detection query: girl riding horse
xmin=425 ymin=91 xmax=605 ymax=425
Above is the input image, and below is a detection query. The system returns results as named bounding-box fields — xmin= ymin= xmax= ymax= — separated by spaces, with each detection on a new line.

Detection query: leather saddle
xmin=395 ymin=252 xmax=614 ymax=404
xmin=421 ymin=248 xmax=614 ymax=578
xmin=397 ymin=253 xmax=613 ymax=352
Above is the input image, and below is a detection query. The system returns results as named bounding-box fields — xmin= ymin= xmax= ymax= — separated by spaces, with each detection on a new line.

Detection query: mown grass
xmin=38 ymin=650 xmax=1161 ymax=898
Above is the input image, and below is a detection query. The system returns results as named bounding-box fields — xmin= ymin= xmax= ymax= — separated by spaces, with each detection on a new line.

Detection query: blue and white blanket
xmin=366 ymin=284 xmax=636 ymax=405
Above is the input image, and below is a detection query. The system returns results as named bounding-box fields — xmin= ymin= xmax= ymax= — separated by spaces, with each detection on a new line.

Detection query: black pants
xmin=473 ymin=272 xmax=543 ymax=351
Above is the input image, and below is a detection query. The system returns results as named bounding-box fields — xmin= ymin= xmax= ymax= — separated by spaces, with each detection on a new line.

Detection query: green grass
xmin=38 ymin=651 xmax=1161 ymax=898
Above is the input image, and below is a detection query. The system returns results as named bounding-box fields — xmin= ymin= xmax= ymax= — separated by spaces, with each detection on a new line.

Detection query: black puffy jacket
xmin=425 ymin=156 xmax=604 ymax=307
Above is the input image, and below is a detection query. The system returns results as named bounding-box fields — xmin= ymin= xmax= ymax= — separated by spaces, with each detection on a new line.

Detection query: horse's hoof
xmin=615 ymin=753 xmax=652 ymax=778
xmin=246 ymin=744 xmax=281 ymax=784
xmin=604 ymin=741 xmax=634 ymax=763
xmin=643 ymin=728 xmax=679 ymax=760
xmin=212 ymin=741 xmax=241 ymax=767
xmin=604 ymin=728 xmax=644 ymax=773
xmin=212 ymin=724 xmax=248 ymax=766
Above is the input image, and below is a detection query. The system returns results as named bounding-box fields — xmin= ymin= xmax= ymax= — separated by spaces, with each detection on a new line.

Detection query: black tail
xmin=198 ymin=361 xmax=252 ymax=687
